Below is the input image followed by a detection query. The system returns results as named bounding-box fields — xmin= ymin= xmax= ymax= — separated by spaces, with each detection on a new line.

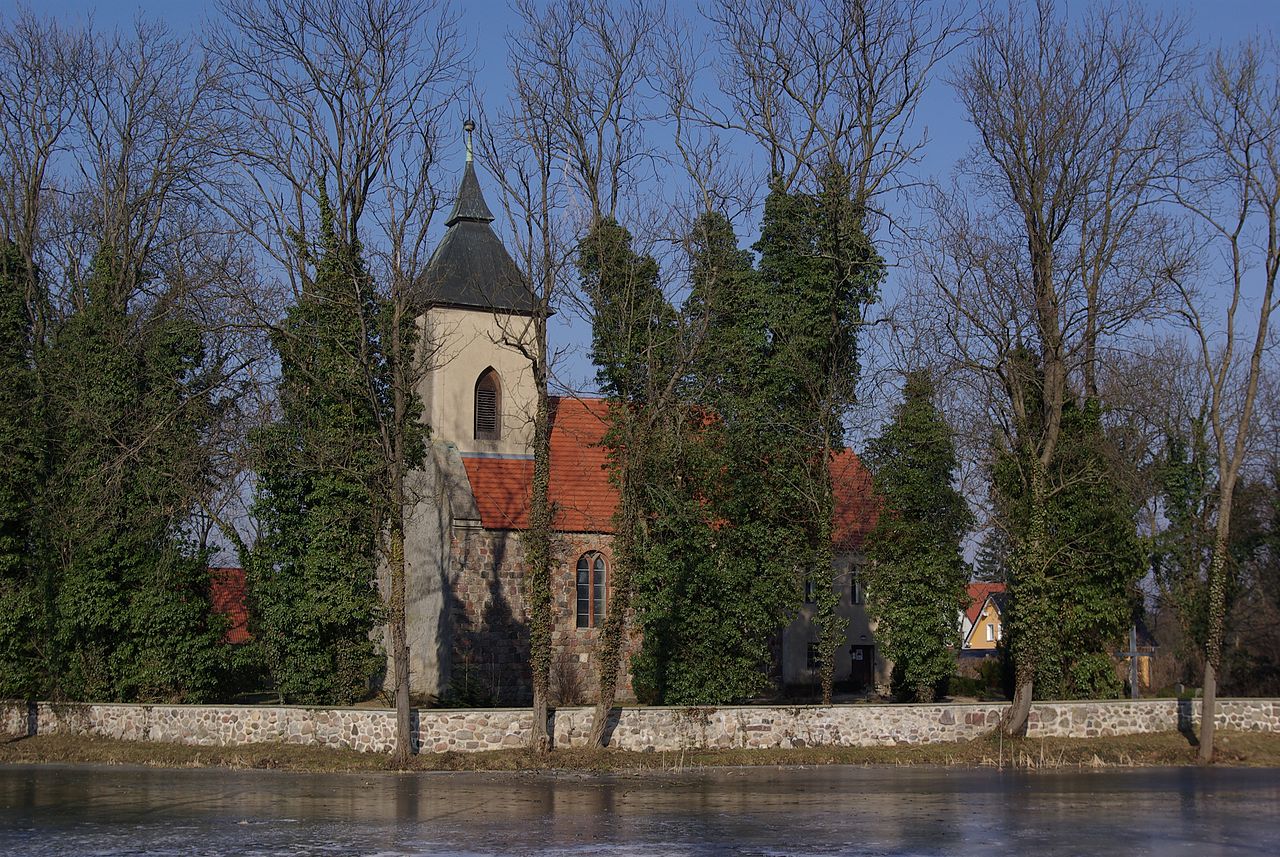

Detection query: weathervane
xmin=464 ymin=117 xmax=475 ymax=164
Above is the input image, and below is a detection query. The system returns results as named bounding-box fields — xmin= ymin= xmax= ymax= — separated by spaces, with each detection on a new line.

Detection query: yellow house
xmin=962 ymin=587 xmax=1005 ymax=651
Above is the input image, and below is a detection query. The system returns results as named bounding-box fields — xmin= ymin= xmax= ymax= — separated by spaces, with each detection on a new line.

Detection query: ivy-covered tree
xmin=624 ymin=210 xmax=800 ymax=705
xmin=41 ymin=248 xmax=227 ymax=702
xmin=863 ymin=371 xmax=971 ymax=702
xmin=1152 ymin=425 xmax=1215 ymax=662
xmin=0 ymin=243 xmax=44 ymax=697
xmin=752 ymin=167 xmax=883 ymax=703
xmin=993 ymin=396 xmax=1145 ymax=699
xmin=577 ymin=216 xmax=681 ymax=742
xmin=247 ymin=200 xmax=385 ymax=705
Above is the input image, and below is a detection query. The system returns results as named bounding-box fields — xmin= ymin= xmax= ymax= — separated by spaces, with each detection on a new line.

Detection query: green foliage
xmin=578 ymin=218 xmax=675 ymax=403
xmin=247 ymin=198 xmax=386 ymax=705
xmin=864 ymin=372 xmax=972 ymax=701
xmin=0 ymin=244 xmax=44 ymax=697
xmin=753 ymin=169 xmax=884 ymax=701
xmin=38 ymin=248 xmax=228 ymax=702
xmin=618 ymin=210 xmax=798 ymax=704
xmin=994 ymin=397 xmax=1143 ymax=700
xmin=1152 ymin=425 xmax=1217 ymax=651
xmin=617 ymin=179 xmax=883 ymax=705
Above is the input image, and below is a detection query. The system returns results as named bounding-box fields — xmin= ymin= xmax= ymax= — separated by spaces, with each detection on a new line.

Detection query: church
xmin=394 ymin=137 xmax=886 ymax=705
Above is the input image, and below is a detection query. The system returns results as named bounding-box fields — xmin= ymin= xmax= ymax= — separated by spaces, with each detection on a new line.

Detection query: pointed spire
xmin=444 ymin=118 xmax=495 ymax=227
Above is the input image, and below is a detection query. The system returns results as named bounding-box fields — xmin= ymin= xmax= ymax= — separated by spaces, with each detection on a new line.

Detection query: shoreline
xmin=3 ymin=730 xmax=1279 ymax=774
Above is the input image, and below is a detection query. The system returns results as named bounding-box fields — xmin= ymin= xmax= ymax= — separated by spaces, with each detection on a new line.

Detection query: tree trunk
xmin=1001 ymin=456 xmax=1048 ymax=736
xmin=1198 ymin=530 xmax=1229 ymax=764
xmin=389 ymin=521 xmax=412 ymax=766
xmin=1003 ymin=664 xmax=1035 ymax=737
xmin=814 ymin=437 xmax=841 ymax=706
xmin=525 ymin=365 xmax=554 ymax=752
xmin=588 ymin=465 xmax=638 ymax=747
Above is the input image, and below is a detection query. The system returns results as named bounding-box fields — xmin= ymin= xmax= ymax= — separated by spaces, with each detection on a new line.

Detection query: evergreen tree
xmin=247 ymin=198 xmax=385 ymax=705
xmin=863 ymin=371 xmax=972 ymax=701
xmin=42 ymin=248 xmax=226 ymax=702
xmin=0 ymin=244 xmax=44 ymax=697
xmin=973 ymin=527 xmax=1012 ymax=584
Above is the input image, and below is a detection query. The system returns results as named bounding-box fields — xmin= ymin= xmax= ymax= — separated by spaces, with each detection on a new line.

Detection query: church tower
xmin=413 ymin=119 xmax=538 ymax=458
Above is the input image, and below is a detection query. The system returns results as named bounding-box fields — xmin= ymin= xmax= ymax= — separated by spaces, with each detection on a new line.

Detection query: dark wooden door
xmin=849 ymin=645 xmax=875 ymax=690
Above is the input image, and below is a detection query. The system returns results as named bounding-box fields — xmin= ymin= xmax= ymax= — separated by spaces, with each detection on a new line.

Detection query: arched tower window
xmin=474 ymin=368 xmax=501 ymax=440
xmin=576 ymin=552 xmax=607 ymax=629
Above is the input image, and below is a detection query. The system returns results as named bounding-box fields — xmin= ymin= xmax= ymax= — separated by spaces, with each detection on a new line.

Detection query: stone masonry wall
xmin=448 ymin=527 xmax=635 ymax=707
xmin=2 ymin=699 xmax=1276 ymax=755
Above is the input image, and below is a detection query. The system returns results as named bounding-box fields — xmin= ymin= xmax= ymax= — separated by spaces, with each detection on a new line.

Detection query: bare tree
xmin=1166 ymin=38 xmax=1280 ymax=763
xmin=473 ymin=0 xmax=664 ymax=750
xmin=916 ymin=0 xmax=1191 ymax=734
xmin=0 ymin=12 xmax=84 ymax=336
xmin=704 ymin=0 xmax=963 ymax=212
xmin=209 ymin=0 xmax=466 ymax=765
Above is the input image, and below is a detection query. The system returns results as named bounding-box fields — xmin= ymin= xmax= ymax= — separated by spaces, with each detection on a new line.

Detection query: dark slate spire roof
xmin=415 ymin=159 xmax=535 ymax=314
xmin=445 ymin=161 xmax=496 ymax=226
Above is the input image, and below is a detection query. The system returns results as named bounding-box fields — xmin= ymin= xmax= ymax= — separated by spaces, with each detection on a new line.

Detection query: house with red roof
xmin=382 ymin=135 xmax=885 ymax=704
xmin=961 ymin=582 xmax=1006 ymax=650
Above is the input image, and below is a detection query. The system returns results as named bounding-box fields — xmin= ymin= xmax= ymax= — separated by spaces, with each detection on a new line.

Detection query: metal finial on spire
xmin=464 ymin=117 xmax=475 ymax=163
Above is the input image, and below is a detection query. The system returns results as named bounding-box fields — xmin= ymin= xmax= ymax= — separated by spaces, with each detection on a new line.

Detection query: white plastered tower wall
xmin=417 ymin=307 xmax=537 ymax=456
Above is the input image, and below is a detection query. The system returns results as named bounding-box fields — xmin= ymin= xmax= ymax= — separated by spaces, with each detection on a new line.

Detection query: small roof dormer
xmin=414 ymin=120 xmax=535 ymax=315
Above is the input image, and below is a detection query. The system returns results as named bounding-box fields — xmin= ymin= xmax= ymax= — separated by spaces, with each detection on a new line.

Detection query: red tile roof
xmin=965 ymin=582 xmax=1006 ymax=625
xmin=831 ymin=449 xmax=879 ymax=550
xmin=463 ymin=397 xmax=880 ymax=548
xmin=210 ymin=566 xmax=250 ymax=643
xmin=462 ymin=397 xmax=618 ymax=532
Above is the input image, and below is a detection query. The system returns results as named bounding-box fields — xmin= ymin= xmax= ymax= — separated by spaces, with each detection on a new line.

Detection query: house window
xmin=474 ymin=368 xmax=501 ymax=440
xmin=806 ymin=643 xmax=821 ymax=671
xmin=804 ymin=577 xmax=816 ymax=604
xmin=986 ymin=624 xmax=995 ymax=642
xmin=851 ymin=573 xmax=865 ymax=605
xmin=576 ymin=551 xmax=607 ymax=628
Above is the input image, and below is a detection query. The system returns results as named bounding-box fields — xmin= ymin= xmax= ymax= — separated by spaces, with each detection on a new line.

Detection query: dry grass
xmin=3 ymin=730 xmax=1279 ymax=774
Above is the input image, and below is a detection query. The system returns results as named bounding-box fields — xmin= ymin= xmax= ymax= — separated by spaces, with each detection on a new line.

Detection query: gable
xmin=964 ymin=582 xmax=1005 ymax=626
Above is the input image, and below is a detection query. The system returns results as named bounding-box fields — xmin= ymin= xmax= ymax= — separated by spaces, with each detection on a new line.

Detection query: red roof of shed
xmin=462 ymin=397 xmax=880 ymax=547
xmin=210 ymin=566 xmax=250 ymax=643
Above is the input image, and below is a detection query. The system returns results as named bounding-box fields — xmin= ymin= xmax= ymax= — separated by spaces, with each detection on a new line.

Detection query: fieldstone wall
xmin=448 ymin=527 xmax=637 ymax=707
xmin=2 ymin=698 xmax=1276 ymax=755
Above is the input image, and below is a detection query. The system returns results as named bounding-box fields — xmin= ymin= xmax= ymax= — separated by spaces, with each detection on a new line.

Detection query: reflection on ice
xmin=0 ymin=763 xmax=1277 ymax=855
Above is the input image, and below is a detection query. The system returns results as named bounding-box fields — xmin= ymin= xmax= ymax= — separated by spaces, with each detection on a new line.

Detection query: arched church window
xmin=474 ymin=368 xmax=501 ymax=440
xmin=576 ymin=552 xmax=607 ymax=629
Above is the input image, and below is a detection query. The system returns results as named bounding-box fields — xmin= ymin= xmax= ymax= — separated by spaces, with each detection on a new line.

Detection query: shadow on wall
xmin=1177 ymin=697 xmax=1198 ymax=747
xmin=447 ymin=530 xmax=532 ymax=706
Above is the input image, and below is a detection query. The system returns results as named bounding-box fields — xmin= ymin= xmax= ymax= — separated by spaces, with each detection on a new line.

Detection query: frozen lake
xmin=1 ymin=762 xmax=1278 ymax=855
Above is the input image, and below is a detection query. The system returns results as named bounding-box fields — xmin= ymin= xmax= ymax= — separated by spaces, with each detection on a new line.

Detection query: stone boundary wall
xmin=1 ymin=699 xmax=1276 ymax=755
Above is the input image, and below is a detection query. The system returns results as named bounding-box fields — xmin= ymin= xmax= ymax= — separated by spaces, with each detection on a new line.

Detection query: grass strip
xmin=3 ymin=730 xmax=1279 ymax=773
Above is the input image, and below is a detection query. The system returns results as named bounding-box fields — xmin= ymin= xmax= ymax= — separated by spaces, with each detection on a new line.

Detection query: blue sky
xmin=19 ymin=0 xmax=1280 ymax=396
